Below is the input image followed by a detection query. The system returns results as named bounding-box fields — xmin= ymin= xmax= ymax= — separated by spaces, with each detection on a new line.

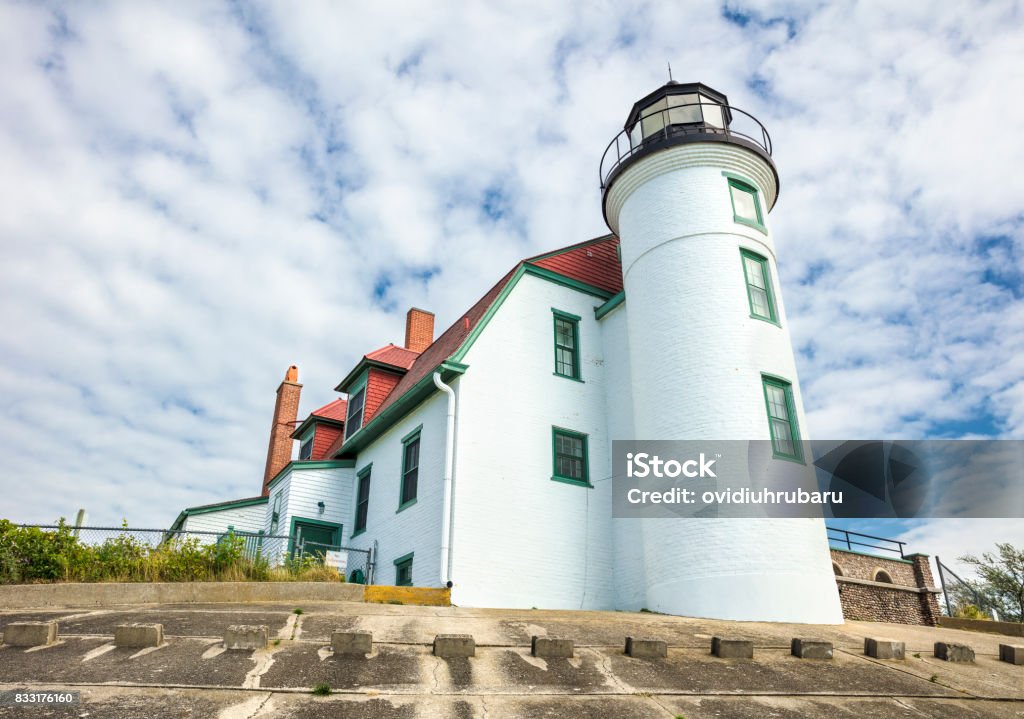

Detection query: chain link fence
xmin=10 ymin=524 xmax=373 ymax=585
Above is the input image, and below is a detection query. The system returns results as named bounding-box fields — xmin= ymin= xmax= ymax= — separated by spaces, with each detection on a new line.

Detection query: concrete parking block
xmin=224 ymin=625 xmax=268 ymax=650
xmin=2 ymin=621 xmax=57 ymax=647
xmin=864 ymin=637 xmax=905 ymax=660
xmin=531 ymin=636 xmax=574 ymax=658
xmin=114 ymin=623 xmax=163 ymax=648
xmin=433 ymin=634 xmax=475 ymax=658
xmin=711 ymin=636 xmax=753 ymax=659
xmin=331 ymin=630 xmax=373 ymax=655
xmin=934 ymin=641 xmax=974 ymax=663
xmin=624 ymin=636 xmax=668 ymax=659
xmin=998 ymin=644 xmax=1024 ymax=665
xmin=791 ymin=638 xmax=833 ymax=660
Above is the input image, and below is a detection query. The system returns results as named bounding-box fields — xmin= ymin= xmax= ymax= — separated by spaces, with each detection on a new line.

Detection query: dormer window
xmin=345 ymin=387 xmax=365 ymax=439
xmin=298 ymin=431 xmax=314 ymax=461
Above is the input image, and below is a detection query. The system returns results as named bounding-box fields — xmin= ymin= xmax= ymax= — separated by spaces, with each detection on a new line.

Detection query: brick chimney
xmin=262 ymin=365 xmax=302 ymax=496
xmin=404 ymin=308 xmax=435 ymax=353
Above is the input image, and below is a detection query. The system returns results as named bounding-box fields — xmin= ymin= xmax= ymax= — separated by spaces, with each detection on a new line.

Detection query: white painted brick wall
xmin=344 ymin=394 xmax=448 ymax=588
xmin=607 ymin=142 xmax=843 ymax=623
xmin=451 ymin=273 xmax=616 ymax=609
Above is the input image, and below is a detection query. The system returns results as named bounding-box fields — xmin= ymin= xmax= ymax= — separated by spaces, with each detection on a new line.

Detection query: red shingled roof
xmin=324 ymin=234 xmax=621 ymax=458
xmin=310 ymin=398 xmax=347 ymax=422
xmin=364 ymin=344 xmax=419 ymax=370
xmin=527 ymin=235 xmax=623 ymax=294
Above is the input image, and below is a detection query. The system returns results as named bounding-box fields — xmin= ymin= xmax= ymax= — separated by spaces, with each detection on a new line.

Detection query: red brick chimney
xmin=262 ymin=365 xmax=302 ymax=496
xmin=404 ymin=308 xmax=435 ymax=353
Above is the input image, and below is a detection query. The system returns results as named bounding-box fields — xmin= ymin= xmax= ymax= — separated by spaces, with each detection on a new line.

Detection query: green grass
xmin=293 ymin=608 xmax=304 ymax=615
xmin=913 ymin=652 xmax=921 ymax=658
xmin=272 ymin=638 xmax=281 ymax=646
xmin=311 ymin=683 xmax=332 ymax=696
xmin=386 ymin=599 xmax=404 ymax=605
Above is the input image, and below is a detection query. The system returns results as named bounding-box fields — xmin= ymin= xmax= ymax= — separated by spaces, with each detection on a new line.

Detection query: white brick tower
xmin=601 ymin=82 xmax=843 ymax=623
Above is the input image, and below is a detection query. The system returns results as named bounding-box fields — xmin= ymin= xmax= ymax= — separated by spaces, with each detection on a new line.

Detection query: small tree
xmin=958 ymin=543 xmax=1024 ymax=623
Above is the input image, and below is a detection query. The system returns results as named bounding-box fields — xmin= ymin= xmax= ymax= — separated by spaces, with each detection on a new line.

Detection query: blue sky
xmin=0 ymin=1 xmax=1021 ymax=576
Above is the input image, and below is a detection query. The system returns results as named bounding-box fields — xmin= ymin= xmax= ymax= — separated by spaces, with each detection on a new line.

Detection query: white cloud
xmin=0 ymin=1 xmax=1021 ymax=529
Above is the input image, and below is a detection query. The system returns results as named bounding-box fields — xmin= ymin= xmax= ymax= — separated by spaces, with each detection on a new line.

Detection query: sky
xmin=0 ymin=1 xmax=1021 ymax=580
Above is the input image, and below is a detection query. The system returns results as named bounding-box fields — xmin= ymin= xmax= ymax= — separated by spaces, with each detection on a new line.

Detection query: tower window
xmin=727 ymin=177 xmax=765 ymax=233
xmin=353 ymin=465 xmax=371 ymax=535
xmin=345 ymin=387 xmax=365 ymax=439
xmin=399 ymin=429 xmax=420 ymax=510
xmin=761 ymin=376 xmax=802 ymax=462
xmin=740 ymin=249 xmax=778 ymax=323
xmin=552 ymin=309 xmax=582 ymax=380
xmin=552 ymin=427 xmax=590 ymax=486
xmin=394 ymin=552 xmax=414 ymax=586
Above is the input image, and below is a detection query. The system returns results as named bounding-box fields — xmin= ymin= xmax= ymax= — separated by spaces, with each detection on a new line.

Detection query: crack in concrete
xmin=593 ymin=648 xmax=632 ymax=694
xmin=242 ymin=649 xmax=278 ymax=690
xmin=217 ymin=690 xmax=272 ymax=719
xmin=480 ymin=694 xmax=491 ymax=719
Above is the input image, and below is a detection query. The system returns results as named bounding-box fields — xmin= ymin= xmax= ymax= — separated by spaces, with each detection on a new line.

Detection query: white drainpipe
xmin=433 ymin=371 xmax=457 ymax=587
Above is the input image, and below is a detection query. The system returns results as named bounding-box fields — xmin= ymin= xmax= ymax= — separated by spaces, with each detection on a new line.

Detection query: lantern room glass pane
xmin=700 ymin=94 xmax=724 ymax=128
xmin=667 ymin=93 xmax=701 ymax=125
xmin=640 ymin=97 xmax=668 ymax=139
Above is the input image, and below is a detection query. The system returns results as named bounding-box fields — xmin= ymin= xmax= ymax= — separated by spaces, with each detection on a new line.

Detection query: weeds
xmin=293 ymin=608 xmax=304 ymax=615
xmin=311 ymin=683 xmax=332 ymax=696
xmin=0 ymin=519 xmax=345 ymax=585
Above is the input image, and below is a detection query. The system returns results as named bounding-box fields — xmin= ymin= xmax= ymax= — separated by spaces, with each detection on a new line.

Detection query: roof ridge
xmin=523 ymin=233 xmax=617 ymax=263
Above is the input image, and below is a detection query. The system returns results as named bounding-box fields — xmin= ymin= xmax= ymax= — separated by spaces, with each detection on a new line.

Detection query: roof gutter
xmin=433 ymin=371 xmax=457 ymax=588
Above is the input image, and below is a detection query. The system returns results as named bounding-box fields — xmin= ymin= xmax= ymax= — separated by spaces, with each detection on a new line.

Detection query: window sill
xmin=734 ymin=216 xmax=768 ymax=235
xmin=553 ymin=372 xmax=585 ymax=383
xmin=771 ymin=452 xmax=806 ymax=466
xmin=396 ymin=498 xmax=418 ymax=513
xmin=551 ymin=475 xmax=594 ymax=488
xmin=749 ymin=314 xmax=781 ymax=328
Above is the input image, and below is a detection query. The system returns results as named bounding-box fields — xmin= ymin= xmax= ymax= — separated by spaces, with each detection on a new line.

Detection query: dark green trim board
xmin=394 ymin=552 xmax=414 ymax=586
xmin=525 ymin=264 xmax=614 ymax=299
xmin=552 ymin=309 xmax=582 ymax=380
xmin=739 ymin=248 xmax=780 ymax=325
xmin=594 ymin=291 xmax=625 ymax=320
xmin=287 ymin=516 xmax=342 ymax=557
xmin=551 ymin=426 xmax=592 ymax=487
xmin=335 ymin=360 xmax=405 ymax=394
xmin=400 ymin=424 xmax=424 ymax=444
xmin=725 ymin=173 xmax=767 ymax=235
xmin=265 ymin=459 xmax=356 ymax=494
xmin=760 ymin=374 xmax=804 ymax=463
xmin=183 ymin=496 xmax=268 ymax=517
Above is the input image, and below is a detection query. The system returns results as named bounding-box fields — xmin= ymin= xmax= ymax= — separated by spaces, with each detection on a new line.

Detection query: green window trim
xmin=552 ymin=309 xmax=582 ymax=381
xmin=298 ymin=429 xmax=315 ymax=461
xmin=353 ymin=463 xmax=372 ymax=537
xmin=344 ymin=372 xmax=369 ymax=441
xmin=760 ymin=374 xmax=804 ymax=463
xmin=739 ymin=249 xmax=780 ymax=325
xmin=725 ymin=174 xmax=767 ymax=234
xmin=269 ymin=491 xmax=282 ymax=535
xmin=551 ymin=426 xmax=591 ymax=487
xmin=286 ymin=516 xmax=343 ymax=558
xmin=393 ymin=552 xmax=414 ymax=587
xmin=398 ymin=427 xmax=421 ymax=511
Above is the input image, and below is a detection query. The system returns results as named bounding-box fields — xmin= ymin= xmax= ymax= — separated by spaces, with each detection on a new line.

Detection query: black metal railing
xmin=600 ymin=101 xmax=773 ymax=190
xmin=826 ymin=526 xmax=906 ymax=558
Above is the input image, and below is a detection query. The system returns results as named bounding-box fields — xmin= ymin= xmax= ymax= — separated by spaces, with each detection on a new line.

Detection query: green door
xmin=293 ymin=520 xmax=341 ymax=560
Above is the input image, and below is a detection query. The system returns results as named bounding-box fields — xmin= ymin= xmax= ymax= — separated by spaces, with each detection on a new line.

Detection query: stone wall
xmin=831 ymin=549 xmax=941 ymax=626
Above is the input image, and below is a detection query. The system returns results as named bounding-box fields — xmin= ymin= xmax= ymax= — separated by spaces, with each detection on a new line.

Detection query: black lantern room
xmin=624 ymin=81 xmax=733 ymax=148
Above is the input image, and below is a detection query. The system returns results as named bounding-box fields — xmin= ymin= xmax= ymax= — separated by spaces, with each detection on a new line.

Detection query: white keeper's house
xmin=170 ymin=81 xmax=844 ymax=624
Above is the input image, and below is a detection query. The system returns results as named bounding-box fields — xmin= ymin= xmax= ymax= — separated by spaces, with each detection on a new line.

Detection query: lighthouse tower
xmin=601 ymin=82 xmax=843 ymax=623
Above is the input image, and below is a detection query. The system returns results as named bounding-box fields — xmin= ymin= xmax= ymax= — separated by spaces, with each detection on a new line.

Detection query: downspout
xmin=433 ymin=371 xmax=457 ymax=587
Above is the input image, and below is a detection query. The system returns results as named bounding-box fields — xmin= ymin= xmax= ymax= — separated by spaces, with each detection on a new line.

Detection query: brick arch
xmin=873 ymin=568 xmax=894 ymax=584
xmin=832 ymin=561 xmax=844 ymax=576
